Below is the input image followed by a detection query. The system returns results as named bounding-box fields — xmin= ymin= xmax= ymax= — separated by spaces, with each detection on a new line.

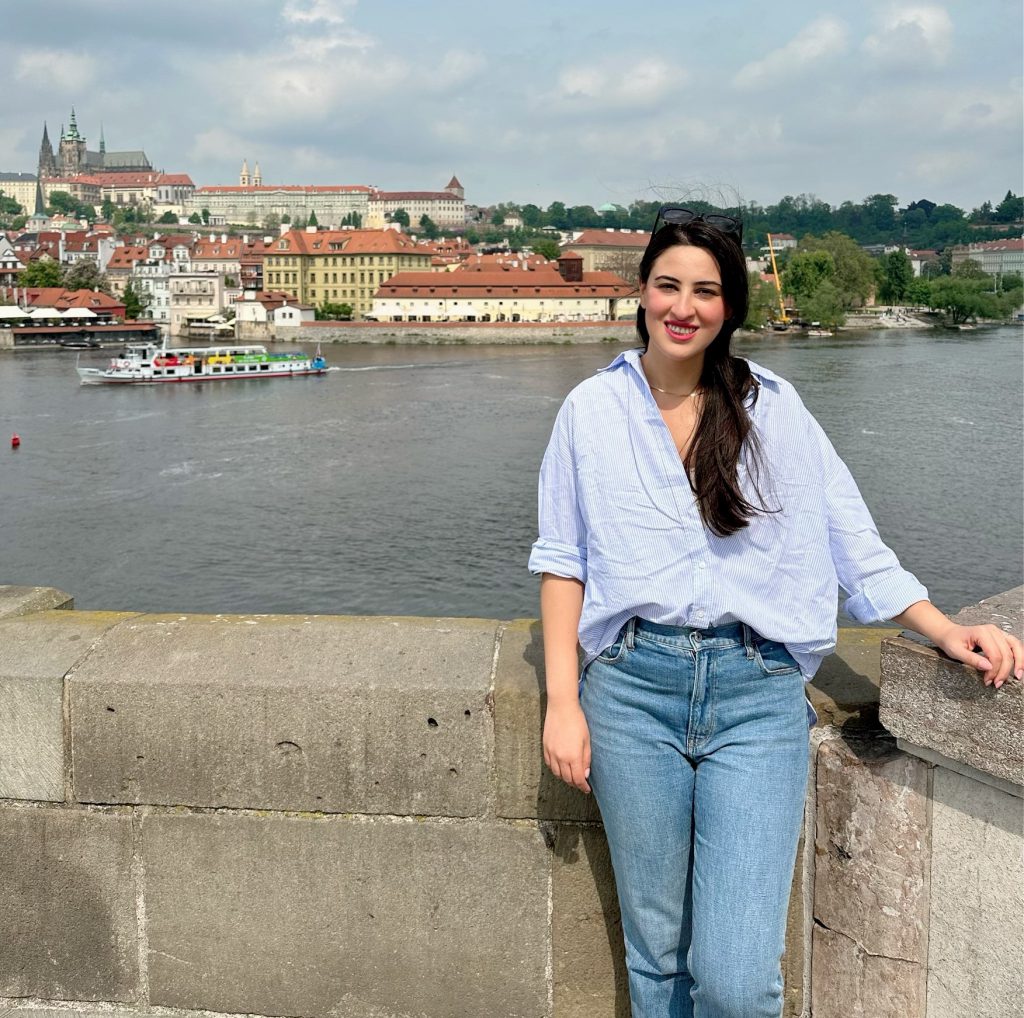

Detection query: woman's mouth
xmin=665 ymin=321 xmax=697 ymax=341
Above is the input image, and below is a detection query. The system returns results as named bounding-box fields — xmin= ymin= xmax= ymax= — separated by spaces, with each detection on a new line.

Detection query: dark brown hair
xmin=637 ymin=219 xmax=771 ymax=536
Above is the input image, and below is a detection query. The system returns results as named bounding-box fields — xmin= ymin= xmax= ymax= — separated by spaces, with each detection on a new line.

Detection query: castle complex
xmin=37 ymin=108 xmax=152 ymax=180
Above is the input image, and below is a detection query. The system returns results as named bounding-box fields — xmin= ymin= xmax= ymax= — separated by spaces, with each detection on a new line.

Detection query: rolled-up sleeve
xmin=809 ymin=414 xmax=928 ymax=622
xmin=528 ymin=400 xmax=588 ymax=583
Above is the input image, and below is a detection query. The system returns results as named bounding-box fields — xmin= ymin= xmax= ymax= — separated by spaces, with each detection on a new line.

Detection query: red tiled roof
xmin=191 ymin=239 xmax=244 ymax=259
xmin=106 ymin=246 xmax=149 ymax=270
xmin=23 ymin=287 xmax=125 ymax=311
xmin=953 ymin=238 xmax=1024 ymax=252
xmin=195 ymin=185 xmax=372 ymax=194
xmin=269 ymin=228 xmax=430 ymax=256
xmin=568 ymin=230 xmax=651 ymax=248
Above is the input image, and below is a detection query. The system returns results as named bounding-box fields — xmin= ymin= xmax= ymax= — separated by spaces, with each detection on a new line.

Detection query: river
xmin=1 ymin=326 xmax=1020 ymax=620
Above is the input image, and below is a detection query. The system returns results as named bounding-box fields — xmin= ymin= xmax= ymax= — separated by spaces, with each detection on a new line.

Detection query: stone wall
xmin=273 ymin=320 xmax=637 ymax=345
xmin=1 ymin=584 xmax=1019 ymax=1018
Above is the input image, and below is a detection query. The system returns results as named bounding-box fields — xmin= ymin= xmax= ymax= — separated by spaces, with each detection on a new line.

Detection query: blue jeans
xmin=580 ymin=618 xmax=810 ymax=1018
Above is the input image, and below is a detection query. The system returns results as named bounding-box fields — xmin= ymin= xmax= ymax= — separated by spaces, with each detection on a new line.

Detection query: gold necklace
xmin=649 ymin=383 xmax=701 ymax=398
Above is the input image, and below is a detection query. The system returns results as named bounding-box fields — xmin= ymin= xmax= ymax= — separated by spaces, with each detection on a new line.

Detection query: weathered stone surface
xmin=811 ymin=925 xmax=925 ymax=1018
xmin=0 ymin=584 xmax=74 ymax=618
xmin=927 ymin=768 xmax=1024 ymax=1018
xmin=880 ymin=588 xmax=1023 ymax=786
xmin=492 ymin=619 xmax=602 ymax=822
xmin=142 ymin=812 xmax=549 ymax=1018
xmin=0 ymin=806 xmax=138 ymax=1001
xmin=0 ymin=611 xmax=136 ymax=801
xmin=807 ymin=628 xmax=899 ymax=729
xmin=814 ymin=737 xmax=929 ymax=964
xmin=551 ymin=824 xmax=628 ymax=1018
xmin=71 ymin=614 xmax=497 ymax=816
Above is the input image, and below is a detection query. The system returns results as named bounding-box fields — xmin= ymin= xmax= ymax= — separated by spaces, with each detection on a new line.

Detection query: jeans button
xmin=693 ymin=632 xmax=702 ymax=643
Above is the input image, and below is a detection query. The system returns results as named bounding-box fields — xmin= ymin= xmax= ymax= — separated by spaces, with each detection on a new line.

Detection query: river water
xmin=1 ymin=327 xmax=1021 ymax=621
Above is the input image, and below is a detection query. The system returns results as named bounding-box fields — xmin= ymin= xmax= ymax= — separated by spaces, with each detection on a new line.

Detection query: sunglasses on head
xmin=653 ymin=205 xmax=743 ymax=243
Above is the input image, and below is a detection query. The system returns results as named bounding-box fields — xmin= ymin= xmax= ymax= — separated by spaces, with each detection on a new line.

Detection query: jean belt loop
xmin=625 ymin=616 xmax=636 ymax=650
xmin=742 ymin=622 xmax=755 ymax=659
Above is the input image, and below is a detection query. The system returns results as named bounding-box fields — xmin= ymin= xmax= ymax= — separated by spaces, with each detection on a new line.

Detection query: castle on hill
xmin=37 ymin=108 xmax=152 ymax=179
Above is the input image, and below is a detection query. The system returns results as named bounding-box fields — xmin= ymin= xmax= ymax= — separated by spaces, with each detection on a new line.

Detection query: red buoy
xmin=11 ymin=434 xmax=20 ymax=449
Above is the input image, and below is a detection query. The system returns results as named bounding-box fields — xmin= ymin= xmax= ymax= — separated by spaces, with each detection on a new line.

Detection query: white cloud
xmin=862 ymin=5 xmax=953 ymax=68
xmin=734 ymin=17 xmax=848 ymax=89
xmin=556 ymin=58 xmax=686 ymax=107
xmin=15 ymin=49 xmax=97 ymax=91
xmin=282 ymin=0 xmax=356 ymax=26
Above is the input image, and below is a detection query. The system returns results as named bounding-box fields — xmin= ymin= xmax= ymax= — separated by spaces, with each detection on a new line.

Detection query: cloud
xmin=862 ymin=5 xmax=953 ymax=68
xmin=15 ymin=49 xmax=97 ymax=91
xmin=734 ymin=16 xmax=848 ymax=89
xmin=282 ymin=0 xmax=356 ymax=26
xmin=556 ymin=58 xmax=686 ymax=107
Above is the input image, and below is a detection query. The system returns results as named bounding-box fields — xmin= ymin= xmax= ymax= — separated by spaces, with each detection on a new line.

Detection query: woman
xmin=528 ymin=207 xmax=1022 ymax=1018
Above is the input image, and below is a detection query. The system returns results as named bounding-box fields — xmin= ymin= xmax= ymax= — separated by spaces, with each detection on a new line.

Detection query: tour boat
xmin=76 ymin=342 xmax=334 ymax=385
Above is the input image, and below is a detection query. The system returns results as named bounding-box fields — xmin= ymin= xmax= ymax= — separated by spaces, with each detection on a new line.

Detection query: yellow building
xmin=263 ymin=227 xmax=436 ymax=317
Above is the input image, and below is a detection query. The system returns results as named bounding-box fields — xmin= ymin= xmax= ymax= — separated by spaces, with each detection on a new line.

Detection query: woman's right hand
xmin=543 ymin=701 xmax=592 ymax=794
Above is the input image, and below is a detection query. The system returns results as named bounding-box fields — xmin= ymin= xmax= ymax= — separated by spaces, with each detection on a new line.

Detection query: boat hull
xmin=77 ymin=365 xmax=334 ymax=385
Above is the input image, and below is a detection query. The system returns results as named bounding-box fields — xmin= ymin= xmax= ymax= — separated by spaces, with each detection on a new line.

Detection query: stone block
xmin=811 ymin=925 xmax=925 ymax=1018
xmin=927 ymin=767 xmax=1024 ymax=1018
xmin=0 ymin=611 xmax=136 ymax=801
xmin=880 ymin=588 xmax=1023 ymax=787
xmin=142 ymin=812 xmax=549 ymax=1018
xmin=550 ymin=824 xmax=628 ymax=1018
xmin=814 ymin=737 xmax=929 ymax=964
xmin=71 ymin=614 xmax=497 ymax=816
xmin=0 ymin=584 xmax=73 ymax=619
xmin=0 ymin=806 xmax=138 ymax=1001
xmin=492 ymin=619 xmax=601 ymax=822
xmin=807 ymin=628 xmax=899 ymax=729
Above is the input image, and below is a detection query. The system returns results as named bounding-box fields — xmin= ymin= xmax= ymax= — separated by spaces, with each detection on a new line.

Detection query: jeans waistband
xmin=633 ymin=617 xmax=755 ymax=651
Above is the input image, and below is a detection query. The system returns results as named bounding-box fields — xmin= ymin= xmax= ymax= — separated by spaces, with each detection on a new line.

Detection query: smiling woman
xmin=530 ymin=206 xmax=1024 ymax=1018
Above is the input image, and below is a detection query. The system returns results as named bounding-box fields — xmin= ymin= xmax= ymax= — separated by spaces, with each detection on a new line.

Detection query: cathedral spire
xmin=67 ymin=106 xmax=80 ymax=140
xmin=34 ymin=178 xmax=46 ymax=217
xmin=38 ymin=122 xmax=57 ymax=179
xmin=99 ymin=122 xmax=106 ymax=155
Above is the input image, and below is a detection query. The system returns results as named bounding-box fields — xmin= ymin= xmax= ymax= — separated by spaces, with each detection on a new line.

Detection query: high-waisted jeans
xmin=580 ymin=618 xmax=810 ymax=1018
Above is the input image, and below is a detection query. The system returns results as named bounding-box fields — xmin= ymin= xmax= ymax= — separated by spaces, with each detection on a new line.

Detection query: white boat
xmin=77 ymin=341 xmax=335 ymax=385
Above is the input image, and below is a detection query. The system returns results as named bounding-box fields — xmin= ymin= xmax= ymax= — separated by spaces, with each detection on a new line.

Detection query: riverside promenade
xmin=0 ymin=584 xmax=1020 ymax=1018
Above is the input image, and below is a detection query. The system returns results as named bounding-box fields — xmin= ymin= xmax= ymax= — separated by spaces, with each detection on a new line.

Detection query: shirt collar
xmin=600 ymin=347 xmax=785 ymax=394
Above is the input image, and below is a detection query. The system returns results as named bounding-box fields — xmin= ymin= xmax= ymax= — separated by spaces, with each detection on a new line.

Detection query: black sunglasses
xmin=653 ymin=205 xmax=743 ymax=243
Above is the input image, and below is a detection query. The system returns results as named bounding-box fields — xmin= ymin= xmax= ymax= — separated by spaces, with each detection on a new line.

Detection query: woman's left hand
xmin=933 ymin=623 xmax=1024 ymax=689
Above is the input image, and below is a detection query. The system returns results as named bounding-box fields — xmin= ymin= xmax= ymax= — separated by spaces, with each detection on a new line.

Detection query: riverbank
xmin=270 ymin=320 xmax=637 ymax=345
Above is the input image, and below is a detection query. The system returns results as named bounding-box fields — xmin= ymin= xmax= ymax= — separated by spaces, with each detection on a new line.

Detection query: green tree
xmin=744 ymin=272 xmax=777 ymax=330
xmin=800 ymin=280 xmax=845 ymax=328
xmin=46 ymin=189 xmax=95 ymax=222
xmin=157 ymin=210 xmax=178 ymax=224
xmin=418 ymin=214 xmax=439 ymax=239
xmin=263 ymin=212 xmax=281 ymax=231
xmin=62 ymin=258 xmax=111 ymax=294
xmin=782 ymin=250 xmax=835 ymax=303
xmin=19 ymin=259 xmax=62 ymax=287
xmin=122 ymin=280 xmax=150 ymax=320
xmin=391 ymin=208 xmax=410 ymax=228
xmin=521 ymin=203 xmax=543 ymax=228
xmin=188 ymin=211 xmax=202 ymax=224
xmin=101 ymin=198 xmax=116 ymax=221
xmin=307 ymin=209 xmax=319 ymax=227
xmin=0 ymin=190 xmax=22 ymax=218
xmin=316 ymin=300 xmax=354 ymax=320
xmin=994 ymin=190 xmax=1023 ymax=223
xmin=491 ymin=210 xmax=505 ymax=226
xmin=927 ymin=277 xmax=994 ymax=324
xmin=281 ymin=213 xmax=291 ymax=224
xmin=546 ymin=201 xmax=568 ymax=228
xmin=877 ymin=249 xmax=914 ymax=304
xmin=201 ymin=207 xmax=210 ymax=225
xmin=953 ymin=257 xmax=987 ymax=280
xmin=532 ymin=238 xmax=561 ymax=261
xmin=800 ymin=232 xmax=875 ymax=308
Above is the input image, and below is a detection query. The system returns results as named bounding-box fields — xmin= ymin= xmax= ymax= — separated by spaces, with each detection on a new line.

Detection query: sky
xmin=2 ymin=0 xmax=1021 ymax=213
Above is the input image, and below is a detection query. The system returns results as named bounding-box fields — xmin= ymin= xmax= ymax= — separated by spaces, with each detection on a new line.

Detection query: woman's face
xmin=639 ymin=244 xmax=730 ymax=372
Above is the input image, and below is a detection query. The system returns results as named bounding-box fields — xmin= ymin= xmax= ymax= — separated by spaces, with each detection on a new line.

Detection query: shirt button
xmin=698 ymin=561 xmax=707 ymax=570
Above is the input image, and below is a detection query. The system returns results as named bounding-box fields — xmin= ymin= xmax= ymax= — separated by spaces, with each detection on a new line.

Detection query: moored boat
xmin=76 ymin=342 xmax=334 ymax=385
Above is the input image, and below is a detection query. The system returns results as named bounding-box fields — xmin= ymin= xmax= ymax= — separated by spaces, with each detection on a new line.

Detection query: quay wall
xmin=0 ymin=583 xmax=1020 ymax=1018
xmin=271 ymin=320 xmax=637 ymax=344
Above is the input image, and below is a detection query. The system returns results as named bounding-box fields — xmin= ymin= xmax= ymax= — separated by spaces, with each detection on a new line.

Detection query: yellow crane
xmin=766 ymin=233 xmax=789 ymax=325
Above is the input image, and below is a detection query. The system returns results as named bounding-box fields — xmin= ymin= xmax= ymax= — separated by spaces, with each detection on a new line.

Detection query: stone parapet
xmin=880 ymin=586 xmax=1023 ymax=786
xmin=5 ymin=583 xmax=1016 ymax=1018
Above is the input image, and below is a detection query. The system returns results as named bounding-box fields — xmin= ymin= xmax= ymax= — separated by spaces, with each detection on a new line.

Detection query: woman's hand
xmin=932 ymin=622 xmax=1024 ymax=689
xmin=893 ymin=600 xmax=1024 ymax=689
xmin=543 ymin=700 xmax=592 ymax=794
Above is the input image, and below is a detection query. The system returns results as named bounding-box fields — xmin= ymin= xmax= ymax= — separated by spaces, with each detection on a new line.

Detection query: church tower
xmin=37 ymin=122 xmax=58 ymax=179
xmin=240 ymin=159 xmax=250 ymax=186
xmin=58 ymin=107 xmax=87 ymax=176
xmin=445 ymin=175 xmax=464 ymax=200
xmin=253 ymin=162 xmax=262 ymax=186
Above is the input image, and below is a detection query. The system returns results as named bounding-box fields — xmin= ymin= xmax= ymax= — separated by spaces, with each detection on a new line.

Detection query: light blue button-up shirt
xmin=528 ymin=348 xmax=928 ymax=678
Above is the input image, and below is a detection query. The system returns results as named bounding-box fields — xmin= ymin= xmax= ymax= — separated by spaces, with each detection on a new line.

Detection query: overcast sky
xmin=3 ymin=0 xmax=1021 ymax=212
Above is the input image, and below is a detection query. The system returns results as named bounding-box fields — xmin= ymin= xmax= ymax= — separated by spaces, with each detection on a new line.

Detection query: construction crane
xmin=766 ymin=233 xmax=790 ymax=325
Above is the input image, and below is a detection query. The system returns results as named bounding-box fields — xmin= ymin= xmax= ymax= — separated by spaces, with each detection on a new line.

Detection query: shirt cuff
xmin=528 ymin=539 xmax=587 ymax=583
xmin=843 ymin=571 xmax=929 ymax=624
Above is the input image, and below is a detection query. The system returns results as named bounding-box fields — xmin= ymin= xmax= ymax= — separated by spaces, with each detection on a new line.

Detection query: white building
xmin=169 ymin=271 xmax=226 ymax=337
xmin=950 ymin=238 xmax=1024 ymax=279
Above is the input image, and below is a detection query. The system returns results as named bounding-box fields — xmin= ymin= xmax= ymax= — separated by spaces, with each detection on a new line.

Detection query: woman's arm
xmin=540 ymin=573 xmax=591 ymax=793
xmin=893 ymin=599 xmax=1024 ymax=689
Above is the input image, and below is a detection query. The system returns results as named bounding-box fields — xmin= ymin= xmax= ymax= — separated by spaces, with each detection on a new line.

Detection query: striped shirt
xmin=528 ymin=348 xmax=928 ymax=678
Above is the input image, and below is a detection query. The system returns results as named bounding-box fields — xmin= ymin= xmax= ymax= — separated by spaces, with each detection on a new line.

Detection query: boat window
xmin=260 ymin=363 xmax=269 ymax=370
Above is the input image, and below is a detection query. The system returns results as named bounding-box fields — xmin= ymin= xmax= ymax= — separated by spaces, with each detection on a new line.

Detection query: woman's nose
xmin=672 ymin=290 xmax=695 ymax=317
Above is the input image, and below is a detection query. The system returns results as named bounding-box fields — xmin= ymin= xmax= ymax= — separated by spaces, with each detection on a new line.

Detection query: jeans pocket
xmin=595 ymin=623 xmax=631 ymax=665
xmin=753 ymin=636 xmax=801 ymax=676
